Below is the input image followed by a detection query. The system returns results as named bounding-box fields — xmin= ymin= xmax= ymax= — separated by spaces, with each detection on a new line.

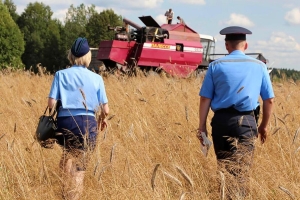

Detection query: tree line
xmin=0 ymin=0 xmax=122 ymax=72
xmin=270 ymin=68 xmax=300 ymax=82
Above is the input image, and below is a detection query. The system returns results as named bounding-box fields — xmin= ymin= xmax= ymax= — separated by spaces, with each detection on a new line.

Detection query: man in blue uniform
xmin=197 ymin=26 xmax=274 ymax=198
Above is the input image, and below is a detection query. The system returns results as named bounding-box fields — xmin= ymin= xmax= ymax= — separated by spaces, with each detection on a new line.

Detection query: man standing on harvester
xmin=165 ymin=8 xmax=174 ymax=24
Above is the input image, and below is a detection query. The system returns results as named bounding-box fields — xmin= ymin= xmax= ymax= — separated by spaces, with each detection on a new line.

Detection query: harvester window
xmin=176 ymin=43 xmax=184 ymax=52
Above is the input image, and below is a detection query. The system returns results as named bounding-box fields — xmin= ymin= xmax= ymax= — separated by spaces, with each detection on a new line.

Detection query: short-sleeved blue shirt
xmin=49 ymin=65 xmax=108 ymax=117
xmin=199 ymin=50 xmax=274 ymax=112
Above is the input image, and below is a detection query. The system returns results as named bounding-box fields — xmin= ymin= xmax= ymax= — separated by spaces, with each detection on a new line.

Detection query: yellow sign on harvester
xmin=151 ymin=43 xmax=170 ymax=49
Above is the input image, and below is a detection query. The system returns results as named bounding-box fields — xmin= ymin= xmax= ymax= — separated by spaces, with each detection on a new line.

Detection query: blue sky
xmin=15 ymin=0 xmax=300 ymax=70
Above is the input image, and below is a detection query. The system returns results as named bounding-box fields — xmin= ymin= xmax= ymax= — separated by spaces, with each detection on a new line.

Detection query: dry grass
xmin=0 ymin=70 xmax=300 ymax=199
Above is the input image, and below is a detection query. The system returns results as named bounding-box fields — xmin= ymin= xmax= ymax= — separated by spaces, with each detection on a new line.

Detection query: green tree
xmin=3 ymin=0 xmax=18 ymax=22
xmin=43 ymin=19 xmax=66 ymax=71
xmin=86 ymin=9 xmax=123 ymax=47
xmin=65 ymin=3 xmax=96 ymax=27
xmin=17 ymin=2 xmax=62 ymax=72
xmin=62 ymin=4 xmax=97 ymax=50
xmin=0 ymin=2 xmax=24 ymax=69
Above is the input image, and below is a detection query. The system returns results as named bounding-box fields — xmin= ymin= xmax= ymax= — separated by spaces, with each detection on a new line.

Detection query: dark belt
xmin=215 ymin=107 xmax=254 ymax=116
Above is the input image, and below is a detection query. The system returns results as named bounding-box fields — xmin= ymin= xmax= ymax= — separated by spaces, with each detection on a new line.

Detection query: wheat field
xmin=0 ymin=70 xmax=299 ymax=200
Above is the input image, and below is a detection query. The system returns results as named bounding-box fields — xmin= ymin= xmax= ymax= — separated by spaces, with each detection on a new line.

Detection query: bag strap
xmin=49 ymin=101 xmax=57 ymax=117
xmin=43 ymin=104 xmax=57 ymax=118
xmin=43 ymin=106 xmax=49 ymax=115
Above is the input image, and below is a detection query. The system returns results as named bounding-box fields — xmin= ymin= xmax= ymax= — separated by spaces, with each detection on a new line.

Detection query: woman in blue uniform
xmin=198 ymin=26 xmax=274 ymax=198
xmin=48 ymin=37 xmax=109 ymax=199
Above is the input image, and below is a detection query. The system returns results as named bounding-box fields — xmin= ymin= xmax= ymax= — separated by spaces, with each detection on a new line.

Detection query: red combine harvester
xmin=97 ymin=16 xmax=204 ymax=78
xmin=94 ymin=16 xmax=272 ymax=76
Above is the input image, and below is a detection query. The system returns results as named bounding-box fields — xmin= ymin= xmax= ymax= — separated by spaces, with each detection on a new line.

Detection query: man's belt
xmin=215 ymin=107 xmax=254 ymax=116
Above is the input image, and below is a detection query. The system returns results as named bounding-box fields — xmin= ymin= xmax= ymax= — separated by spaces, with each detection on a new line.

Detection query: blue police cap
xmin=220 ymin=26 xmax=252 ymax=41
xmin=71 ymin=37 xmax=90 ymax=57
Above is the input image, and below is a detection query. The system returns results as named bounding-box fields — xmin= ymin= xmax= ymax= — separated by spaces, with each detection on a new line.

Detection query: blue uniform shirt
xmin=49 ymin=65 xmax=108 ymax=117
xmin=200 ymin=50 xmax=274 ymax=112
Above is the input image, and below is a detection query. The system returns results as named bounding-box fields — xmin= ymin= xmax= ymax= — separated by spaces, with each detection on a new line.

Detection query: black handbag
xmin=35 ymin=106 xmax=57 ymax=142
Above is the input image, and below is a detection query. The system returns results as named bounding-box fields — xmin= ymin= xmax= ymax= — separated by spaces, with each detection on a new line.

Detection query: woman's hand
xmin=98 ymin=118 xmax=107 ymax=131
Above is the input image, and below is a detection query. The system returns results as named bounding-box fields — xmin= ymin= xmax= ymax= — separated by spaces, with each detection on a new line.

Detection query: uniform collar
xmin=72 ymin=65 xmax=85 ymax=68
xmin=229 ymin=50 xmax=245 ymax=55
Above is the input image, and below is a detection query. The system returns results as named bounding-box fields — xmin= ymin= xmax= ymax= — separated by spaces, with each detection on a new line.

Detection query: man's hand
xmin=258 ymin=98 xmax=273 ymax=144
xmin=196 ymin=130 xmax=204 ymax=145
xmin=197 ymin=129 xmax=207 ymax=145
xmin=258 ymin=125 xmax=267 ymax=144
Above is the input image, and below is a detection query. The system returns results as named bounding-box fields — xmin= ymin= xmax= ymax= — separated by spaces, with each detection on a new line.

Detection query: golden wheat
xmin=219 ymin=170 xmax=225 ymax=200
xmin=278 ymin=185 xmax=295 ymax=199
xmin=175 ymin=165 xmax=194 ymax=187
xmin=0 ymin=71 xmax=300 ymax=199
xmin=151 ymin=163 xmax=160 ymax=191
xmin=162 ymin=171 xmax=183 ymax=187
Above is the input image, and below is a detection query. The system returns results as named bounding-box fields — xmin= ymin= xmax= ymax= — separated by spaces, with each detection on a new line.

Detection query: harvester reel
xmin=146 ymin=28 xmax=162 ymax=42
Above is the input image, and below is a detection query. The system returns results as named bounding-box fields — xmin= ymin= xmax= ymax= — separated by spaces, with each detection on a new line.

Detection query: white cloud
xmin=177 ymin=0 xmax=206 ymax=5
xmin=104 ymin=0 xmax=163 ymax=9
xmin=52 ymin=9 xmax=68 ymax=21
xmin=285 ymin=8 xmax=300 ymax=25
xmin=223 ymin=13 xmax=255 ymax=27
xmin=14 ymin=0 xmax=73 ymax=14
xmin=52 ymin=6 xmax=107 ymax=22
xmin=256 ymin=32 xmax=300 ymax=51
xmin=15 ymin=0 xmax=163 ymax=14
xmin=155 ymin=14 xmax=168 ymax=25
xmin=250 ymin=32 xmax=300 ymax=69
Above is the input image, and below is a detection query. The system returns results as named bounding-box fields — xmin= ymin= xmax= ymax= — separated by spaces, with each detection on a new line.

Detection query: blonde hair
xmin=67 ymin=50 xmax=91 ymax=68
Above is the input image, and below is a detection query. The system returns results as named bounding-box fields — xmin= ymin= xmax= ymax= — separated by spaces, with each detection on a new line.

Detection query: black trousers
xmin=211 ymin=111 xmax=258 ymax=198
